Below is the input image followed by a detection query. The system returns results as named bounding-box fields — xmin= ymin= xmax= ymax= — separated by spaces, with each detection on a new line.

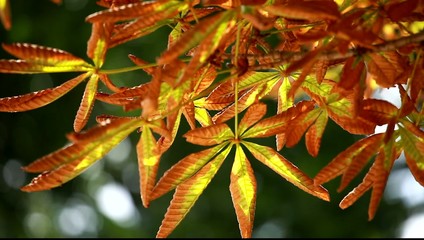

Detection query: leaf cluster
xmin=1 ymin=0 xmax=424 ymax=237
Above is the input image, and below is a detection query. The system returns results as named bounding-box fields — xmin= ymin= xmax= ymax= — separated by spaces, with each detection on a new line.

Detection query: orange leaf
xmin=314 ymin=133 xmax=384 ymax=187
xmin=338 ymin=57 xmax=365 ymax=90
xmin=155 ymin=145 xmax=230 ymax=238
xmin=243 ymin=141 xmax=329 ymax=201
xmin=285 ymin=108 xmax=321 ymax=148
xmin=405 ymin=152 xmax=424 ymax=186
xmin=0 ymin=73 xmax=89 ymax=112
xmin=367 ymin=52 xmax=407 ymax=88
xmin=74 ymin=74 xmax=99 ymax=132
xmin=183 ymin=123 xmax=233 ymax=146
xmin=87 ymin=22 xmax=112 ymax=67
xmin=2 ymin=43 xmax=90 ymax=67
xmin=151 ymin=143 xmax=230 ymax=201
xmin=360 ymin=99 xmax=398 ymax=125
xmin=238 ymin=102 xmax=267 ymax=135
xmin=0 ymin=0 xmax=11 ymax=30
xmin=264 ymin=0 xmax=340 ymax=21
xmin=85 ymin=0 xmax=180 ymax=23
xmin=305 ymin=110 xmax=328 ymax=157
xmin=230 ymin=144 xmax=256 ymax=238
xmin=137 ymin=125 xmax=161 ymax=208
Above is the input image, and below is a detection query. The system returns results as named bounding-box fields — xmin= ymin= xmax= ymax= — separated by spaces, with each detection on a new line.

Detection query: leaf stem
xmin=234 ymin=15 xmax=242 ymax=139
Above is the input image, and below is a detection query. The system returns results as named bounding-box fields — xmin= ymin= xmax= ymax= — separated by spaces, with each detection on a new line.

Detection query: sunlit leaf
xmin=0 ymin=73 xmax=89 ymax=112
xmin=74 ymin=74 xmax=99 ymax=132
xmin=243 ymin=141 xmax=329 ymax=201
xmin=0 ymin=0 xmax=11 ymax=30
xmin=314 ymin=133 xmax=384 ymax=190
xmin=87 ymin=22 xmax=112 ymax=67
xmin=2 ymin=43 xmax=91 ymax=67
xmin=183 ymin=123 xmax=233 ymax=146
xmin=151 ymin=143 xmax=230 ymax=201
xmin=305 ymin=110 xmax=328 ymax=157
xmin=158 ymin=10 xmax=236 ymax=65
xmin=238 ymin=102 xmax=267 ymax=135
xmin=230 ymin=144 xmax=256 ymax=238
xmin=137 ymin=125 xmax=161 ymax=208
xmin=242 ymin=100 xmax=314 ymax=139
xmin=263 ymin=0 xmax=340 ymax=21
xmin=21 ymin=118 xmax=142 ymax=191
xmin=155 ymin=144 xmax=231 ymax=238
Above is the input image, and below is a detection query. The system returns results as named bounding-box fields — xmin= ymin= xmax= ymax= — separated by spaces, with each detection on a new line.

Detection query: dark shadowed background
xmin=0 ymin=0 xmax=423 ymax=238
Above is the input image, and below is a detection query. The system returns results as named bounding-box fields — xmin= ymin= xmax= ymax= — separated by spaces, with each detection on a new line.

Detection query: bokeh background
xmin=0 ymin=0 xmax=423 ymax=238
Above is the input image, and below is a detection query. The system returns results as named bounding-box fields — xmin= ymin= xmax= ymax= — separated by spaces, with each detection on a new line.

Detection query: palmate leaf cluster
xmin=1 ymin=0 xmax=424 ymax=238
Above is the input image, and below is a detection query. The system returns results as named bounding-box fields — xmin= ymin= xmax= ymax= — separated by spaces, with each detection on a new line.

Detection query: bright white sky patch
xmin=57 ymin=203 xmax=98 ymax=237
xmin=105 ymin=138 xmax=132 ymax=165
xmin=372 ymin=85 xmax=402 ymax=108
xmin=95 ymin=182 xmax=141 ymax=227
xmin=400 ymin=213 xmax=424 ymax=238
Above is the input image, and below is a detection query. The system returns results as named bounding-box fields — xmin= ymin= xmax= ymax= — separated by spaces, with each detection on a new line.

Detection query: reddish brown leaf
xmin=264 ymin=0 xmax=340 ymax=21
xmin=285 ymin=108 xmax=320 ymax=148
xmin=0 ymin=73 xmax=89 ymax=112
xmin=137 ymin=125 xmax=161 ymax=208
xmin=74 ymin=74 xmax=99 ymax=132
xmin=87 ymin=22 xmax=112 ymax=67
xmin=386 ymin=0 xmax=419 ymax=21
xmin=360 ymin=99 xmax=398 ymax=125
xmin=367 ymin=52 xmax=407 ymax=88
xmin=183 ymin=123 xmax=233 ymax=146
xmin=405 ymin=152 xmax=424 ymax=186
xmin=151 ymin=143 xmax=229 ymax=201
xmin=230 ymin=144 xmax=256 ymax=238
xmin=86 ymin=0 xmax=181 ymax=23
xmin=305 ymin=110 xmax=328 ymax=157
xmin=2 ymin=43 xmax=90 ymax=67
xmin=155 ymin=145 xmax=230 ymax=238
xmin=238 ymin=102 xmax=267 ymax=135
xmin=338 ymin=57 xmax=365 ymax=90
xmin=314 ymin=133 xmax=385 ymax=186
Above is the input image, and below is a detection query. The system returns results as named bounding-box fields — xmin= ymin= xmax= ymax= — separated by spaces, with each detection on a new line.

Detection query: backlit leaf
xmin=151 ymin=143 xmax=230 ymax=201
xmin=242 ymin=100 xmax=315 ymax=139
xmin=2 ymin=43 xmax=91 ymax=67
xmin=87 ymin=22 xmax=112 ymax=67
xmin=0 ymin=0 xmax=11 ymax=30
xmin=230 ymin=144 xmax=256 ymax=238
xmin=0 ymin=59 xmax=92 ymax=74
xmin=263 ymin=0 xmax=340 ymax=21
xmin=155 ymin=144 xmax=231 ymax=238
xmin=21 ymin=118 xmax=142 ymax=191
xmin=243 ymin=141 xmax=329 ymax=201
xmin=85 ymin=0 xmax=182 ymax=23
xmin=314 ymin=133 xmax=384 ymax=189
xmin=305 ymin=110 xmax=328 ymax=157
xmin=183 ymin=123 xmax=233 ymax=146
xmin=238 ymin=102 xmax=267 ymax=135
xmin=74 ymin=74 xmax=99 ymax=132
xmin=0 ymin=73 xmax=89 ymax=112
xmin=158 ymin=10 xmax=236 ymax=65
xmin=213 ymin=77 xmax=279 ymax=123
xmin=138 ymin=125 xmax=161 ymax=208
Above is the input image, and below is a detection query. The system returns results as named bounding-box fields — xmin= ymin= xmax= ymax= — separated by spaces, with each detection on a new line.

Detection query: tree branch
xmin=247 ymin=30 xmax=424 ymax=71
